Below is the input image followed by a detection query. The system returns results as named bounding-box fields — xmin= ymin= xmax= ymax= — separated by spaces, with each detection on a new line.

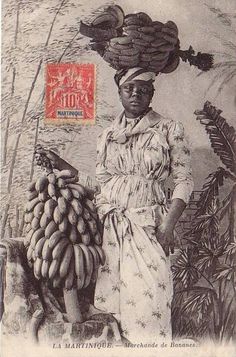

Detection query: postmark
xmin=45 ymin=63 xmax=95 ymax=124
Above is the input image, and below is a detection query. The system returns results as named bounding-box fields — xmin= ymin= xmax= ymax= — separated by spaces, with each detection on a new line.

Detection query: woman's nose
xmin=131 ymin=87 xmax=141 ymax=96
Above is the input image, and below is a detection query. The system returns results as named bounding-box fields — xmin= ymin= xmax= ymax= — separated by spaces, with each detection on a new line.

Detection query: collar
xmin=109 ymin=109 xmax=162 ymax=143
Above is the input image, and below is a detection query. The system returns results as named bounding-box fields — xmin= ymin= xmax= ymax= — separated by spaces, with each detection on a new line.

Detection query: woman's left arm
xmin=157 ymin=121 xmax=194 ymax=256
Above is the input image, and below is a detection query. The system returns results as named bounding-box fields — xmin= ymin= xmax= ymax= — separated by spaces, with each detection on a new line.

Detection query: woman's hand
xmin=155 ymin=222 xmax=175 ymax=257
xmin=35 ymin=146 xmax=78 ymax=176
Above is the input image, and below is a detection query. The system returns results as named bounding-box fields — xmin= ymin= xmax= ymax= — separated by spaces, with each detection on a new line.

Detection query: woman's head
xmin=115 ymin=68 xmax=156 ymax=118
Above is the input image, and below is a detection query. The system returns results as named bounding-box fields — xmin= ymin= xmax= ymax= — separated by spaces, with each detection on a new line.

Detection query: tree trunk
xmin=8 ymin=0 xmax=67 ymax=192
xmin=2 ymin=117 xmax=10 ymax=166
xmin=1 ymin=203 xmax=9 ymax=239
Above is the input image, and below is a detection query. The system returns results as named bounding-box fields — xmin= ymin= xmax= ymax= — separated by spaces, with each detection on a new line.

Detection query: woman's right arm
xmin=36 ymin=149 xmax=78 ymax=176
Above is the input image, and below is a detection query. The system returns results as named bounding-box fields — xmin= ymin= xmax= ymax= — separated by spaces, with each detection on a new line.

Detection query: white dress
xmin=94 ymin=109 xmax=194 ymax=344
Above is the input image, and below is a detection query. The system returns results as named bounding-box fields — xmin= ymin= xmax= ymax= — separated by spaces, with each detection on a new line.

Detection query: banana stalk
xmin=63 ymin=287 xmax=83 ymax=323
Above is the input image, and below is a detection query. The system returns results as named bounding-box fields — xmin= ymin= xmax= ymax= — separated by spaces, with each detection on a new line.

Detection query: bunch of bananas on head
xmin=24 ymin=169 xmax=105 ymax=291
xmin=80 ymin=5 xmax=213 ymax=73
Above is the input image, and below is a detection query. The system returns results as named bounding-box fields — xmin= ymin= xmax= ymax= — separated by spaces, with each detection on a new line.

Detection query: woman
xmin=42 ymin=67 xmax=193 ymax=344
xmin=93 ymin=67 xmax=194 ymax=344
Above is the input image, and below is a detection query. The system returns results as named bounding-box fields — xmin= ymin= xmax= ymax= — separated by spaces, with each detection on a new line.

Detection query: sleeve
xmin=167 ymin=120 xmax=194 ymax=204
xmin=95 ymin=130 xmax=112 ymax=185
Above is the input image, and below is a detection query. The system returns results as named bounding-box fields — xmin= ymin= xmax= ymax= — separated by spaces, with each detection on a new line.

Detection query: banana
xmin=124 ymin=29 xmax=140 ymax=39
xmin=74 ymin=244 xmax=85 ymax=289
xmin=161 ymin=55 xmax=180 ymax=74
xmin=27 ymin=245 xmax=34 ymax=262
xmin=133 ymin=44 xmax=147 ymax=52
xmin=48 ymin=230 xmax=64 ymax=249
xmin=68 ymin=183 xmax=86 ymax=197
xmin=35 ymin=236 xmax=47 ymax=258
xmin=59 ymin=245 xmax=73 ymax=278
xmin=28 ymin=181 xmax=36 ymax=192
xmin=152 ymin=21 xmax=164 ymax=30
xmin=40 ymin=212 xmax=50 ymax=229
xmin=123 ymin=25 xmax=140 ymax=32
xmin=60 ymin=188 xmax=73 ymax=201
xmin=163 ymin=21 xmax=178 ymax=35
xmin=42 ymin=239 xmax=52 ymax=260
xmin=48 ymin=183 xmax=56 ymax=199
xmin=151 ymin=39 xmax=167 ymax=48
xmin=26 ymin=197 xmax=40 ymax=213
xmin=107 ymin=45 xmax=121 ymax=55
xmin=160 ymin=32 xmax=178 ymax=46
xmin=44 ymin=199 xmax=57 ymax=218
xmin=48 ymin=259 xmax=60 ymax=280
xmin=157 ymin=43 xmax=175 ymax=53
xmin=70 ymin=188 xmax=82 ymax=200
xmin=138 ymin=33 xmax=155 ymax=42
xmin=144 ymin=47 xmax=160 ymax=54
xmin=56 ymin=170 xmax=75 ymax=179
xmin=47 ymin=172 xmax=56 ymax=184
xmin=52 ymin=274 xmax=62 ymax=289
xmin=57 ymin=178 xmax=66 ymax=189
xmin=38 ymin=191 xmax=48 ymax=202
xmin=139 ymin=26 xmax=155 ymax=34
xmin=110 ymin=36 xmax=133 ymax=45
xmin=94 ymin=244 xmax=106 ymax=266
xmin=94 ymin=231 xmax=102 ymax=245
xmin=79 ymin=243 xmax=93 ymax=288
xmin=41 ymin=259 xmax=50 ymax=278
xmin=136 ymin=12 xmax=152 ymax=25
xmin=88 ymin=246 xmax=100 ymax=283
xmin=25 ymin=212 xmax=34 ymax=224
xmin=92 ymin=12 xmax=117 ymax=27
xmin=81 ymin=231 xmax=90 ymax=245
xmin=63 ymin=176 xmax=78 ymax=184
xmin=35 ymin=176 xmax=48 ymax=193
xmin=69 ymin=225 xmax=80 ymax=244
xmin=139 ymin=61 xmax=150 ymax=68
xmin=31 ymin=217 xmax=40 ymax=231
xmin=77 ymin=217 xmax=86 ymax=234
xmin=71 ymin=198 xmax=83 ymax=215
xmin=119 ymin=48 xmax=139 ymax=59
xmin=33 ymin=202 xmax=45 ymax=219
xmin=52 ymin=239 xmax=69 ymax=260
xmin=31 ymin=228 xmax=45 ymax=249
xmin=132 ymin=38 xmax=147 ymax=46
xmin=24 ymin=228 xmax=34 ymax=248
xmin=58 ymin=196 xmax=68 ymax=215
xmin=83 ymin=208 xmax=91 ymax=221
xmin=45 ymin=221 xmax=58 ymax=239
xmin=58 ymin=216 xmax=68 ymax=233
xmin=124 ymin=15 xmax=142 ymax=26
xmin=141 ymin=52 xmax=169 ymax=61
xmin=110 ymin=42 xmax=132 ymax=51
xmin=32 ymin=250 xmax=36 ymax=262
xmin=34 ymin=257 xmax=42 ymax=280
xmin=119 ymin=61 xmax=137 ymax=68
xmin=87 ymin=219 xmax=98 ymax=236
xmin=84 ymin=198 xmax=96 ymax=213
xmin=64 ymin=257 xmax=75 ymax=290
xmin=53 ymin=206 xmax=63 ymax=225
xmin=68 ymin=206 xmax=78 ymax=226
xmin=27 ymin=190 xmax=38 ymax=201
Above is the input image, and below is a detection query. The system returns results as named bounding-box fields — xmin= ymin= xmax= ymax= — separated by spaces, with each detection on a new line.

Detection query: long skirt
xmin=94 ymin=207 xmax=173 ymax=344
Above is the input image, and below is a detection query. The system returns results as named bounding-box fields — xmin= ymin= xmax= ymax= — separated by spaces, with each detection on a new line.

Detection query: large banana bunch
xmin=103 ymin=14 xmax=179 ymax=73
xmin=24 ymin=170 xmax=105 ymax=292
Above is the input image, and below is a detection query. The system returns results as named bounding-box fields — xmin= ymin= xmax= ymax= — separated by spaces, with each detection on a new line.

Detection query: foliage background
xmin=1 ymin=0 xmax=236 ymax=341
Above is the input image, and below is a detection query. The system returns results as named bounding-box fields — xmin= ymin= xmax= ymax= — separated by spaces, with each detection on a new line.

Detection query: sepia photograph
xmin=1 ymin=1 xmax=236 ymax=356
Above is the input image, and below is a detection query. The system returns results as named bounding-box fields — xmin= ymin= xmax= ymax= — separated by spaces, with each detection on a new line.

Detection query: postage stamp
xmin=45 ymin=63 xmax=95 ymax=124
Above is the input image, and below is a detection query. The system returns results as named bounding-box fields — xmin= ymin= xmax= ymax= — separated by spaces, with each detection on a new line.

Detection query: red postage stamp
xmin=45 ymin=63 xmax=95 ymax=124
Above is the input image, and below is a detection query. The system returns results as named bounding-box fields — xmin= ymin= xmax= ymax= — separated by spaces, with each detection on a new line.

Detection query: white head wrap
xmin=119 ymin=67 xmax=156 ymax=86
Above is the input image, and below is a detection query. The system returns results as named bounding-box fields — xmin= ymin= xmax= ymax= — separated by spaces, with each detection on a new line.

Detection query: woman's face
xmin=119 ymin=80 xmax=154 ymax=118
